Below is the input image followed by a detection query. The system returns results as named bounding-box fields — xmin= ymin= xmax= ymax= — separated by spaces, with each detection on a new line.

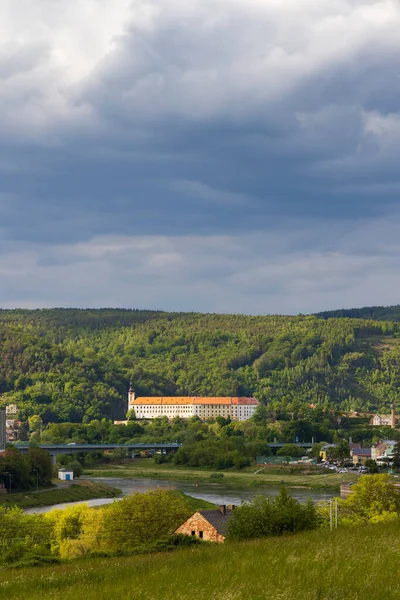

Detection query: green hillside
xmin=1 ymin=521 xmax=400 ymax=600
xmin=1 ymin=308 xmax=400 ymax=422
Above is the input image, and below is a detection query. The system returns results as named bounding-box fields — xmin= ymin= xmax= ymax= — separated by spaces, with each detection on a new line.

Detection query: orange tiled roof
xmin=131 ymin=396 xmax=258 ymax=406
xmin=231 ymin=397 xmax=259 ymax=405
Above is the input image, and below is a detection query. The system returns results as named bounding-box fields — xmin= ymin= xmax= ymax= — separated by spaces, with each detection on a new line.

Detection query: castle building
xmin=128 ymin=382 xmax=258 ymax=421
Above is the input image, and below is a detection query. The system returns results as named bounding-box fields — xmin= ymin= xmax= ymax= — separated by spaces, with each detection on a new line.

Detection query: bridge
xmin=14 ymin=443 xmax=182 ymax=458
xmin=13 ymin=441 xmax=314 ymax=459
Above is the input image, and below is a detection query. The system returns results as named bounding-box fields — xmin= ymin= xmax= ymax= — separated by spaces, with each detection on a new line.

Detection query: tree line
xmin=0 ymin=475 xmax=399 ymax=567
xmin=0 ymin=447 xmax=53 ymax=492
xmin=1 ymin=308 xmax=400 ymax=427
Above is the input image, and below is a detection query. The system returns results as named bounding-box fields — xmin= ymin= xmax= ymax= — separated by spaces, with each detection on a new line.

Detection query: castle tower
xmin=128 ymin=378 xmax=136 ymax=411
xmin=391 ymin=403 xmax=396 ymax=429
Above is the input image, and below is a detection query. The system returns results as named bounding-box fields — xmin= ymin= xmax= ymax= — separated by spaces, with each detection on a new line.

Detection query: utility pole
xmin=335 ymin=499 xmax=338 ymax=529
xmin=329 ymin=499 xmax=333 ymax=532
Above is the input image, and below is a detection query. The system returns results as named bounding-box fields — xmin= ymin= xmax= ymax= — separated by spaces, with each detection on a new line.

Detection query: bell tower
xmin=128 ymin=378 xmax=136 ymax=411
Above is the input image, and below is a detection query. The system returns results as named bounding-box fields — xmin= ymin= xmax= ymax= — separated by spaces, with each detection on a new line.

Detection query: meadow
xmin=85 ymin=459 xmax=358 ymax=490
xmin=1 ymin=520 xmax=399 ymax=600
xmin=0 ymin=481 xmax=120 ymax=509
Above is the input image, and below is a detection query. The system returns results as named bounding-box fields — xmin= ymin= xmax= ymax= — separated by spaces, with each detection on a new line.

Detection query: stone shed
xmin=175 ymin=505 xmax=234 ymax=543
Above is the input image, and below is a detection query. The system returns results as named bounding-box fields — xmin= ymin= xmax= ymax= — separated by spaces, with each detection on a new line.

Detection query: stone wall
xmin=175 ymin=512 xmax=225 ymax=543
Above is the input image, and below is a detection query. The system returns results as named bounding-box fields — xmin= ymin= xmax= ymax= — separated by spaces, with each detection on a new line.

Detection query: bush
xmin=234 ymin=456 xmax=251 ymax=470
xmin=67 ymin=461 xmax=83 ymax=478
xmin=0 ymin=507 xmax=54 ymax=566
xmin=154 ymin=453 xmax=169 ymax=464
xmin=227 ymin=488 xmax=317 ymax=541
xmin=9 ymin=554 xmax=60 ymax=569
xmin=276 ymin=444 xmax=303 ymax=458
xmin=99 ymin=490 xmax=190 ymax=554
xmin=210 ymin=473 xmax=224 ymax=481
xmin=318 ymin=474 xmax=400 ymax=528
xmin=365 ymin=459 xmax=379 ymax=473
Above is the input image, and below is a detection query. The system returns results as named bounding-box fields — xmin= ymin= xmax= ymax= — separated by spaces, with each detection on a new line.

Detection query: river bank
xmin=26 ymin=475 xmax=335 ymax=514
xmin=0 ymin=481 xmax=121 ymax=509
xmin=84 ymin=460 xmax=358 ymax=491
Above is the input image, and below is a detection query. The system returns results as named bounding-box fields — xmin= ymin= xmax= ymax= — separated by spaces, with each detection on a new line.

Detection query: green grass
xmin=179 ymin=492 xmax=215 ymax=511
xmin=1 ymin=521 xmax=400 ymax=599
xmin=0 ymin=481 xmax=121 ymax=509
xmin=84 ymin=460 xmax=357 ymax=490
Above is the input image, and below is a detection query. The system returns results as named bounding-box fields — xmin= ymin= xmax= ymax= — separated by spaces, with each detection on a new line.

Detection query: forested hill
xmin=316 ymin=305 xmax=400 ymax=321
xmin=1 ymin=308 xmax=400 ymax=424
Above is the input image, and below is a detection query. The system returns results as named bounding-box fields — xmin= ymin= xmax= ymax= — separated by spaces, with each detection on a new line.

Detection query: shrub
xmin=318 ymin=474 xmax=400 ymax=528
xmin=100 ymin=490 xmax=190 ymax=554
xmin=276 ymin=444 xmax=303 ymax=458
xmin=67 ymin=461 xmax=83 ymax=478
xmin=227 ymin=488 xmax=317 ymax=541
xmin=154 ymin=453 xmax=169 ymax=464
xmin=9 ymin=554 xmax=60 ymax=569
xmin=210 ymin=473 xmax=224 ymax=481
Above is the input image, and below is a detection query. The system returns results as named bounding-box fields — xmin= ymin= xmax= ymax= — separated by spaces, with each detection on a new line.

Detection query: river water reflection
xmin=25 ymin=477 xmax=335 ymax=515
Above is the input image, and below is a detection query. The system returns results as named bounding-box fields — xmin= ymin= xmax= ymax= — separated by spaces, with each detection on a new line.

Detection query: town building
xmin=371 ymin=440 xmax=397 ymax=463
xmin=5 ymin=405 xmax=18 ymax=417
xmin=371 ymin=405 xmax=396 ymax=428
xmin=0 ymin=409 xmax=5 ymax=452
xmin=175 ymin=505 xmax=234 ymax=543
xmin=128 ymin=382 xmax=258 ymax=421
xmin=5 ymin=404 xmax=20 ymax=442
xmin=372 ymin=415 xmax=393 ymax=426
xmin=320 ymin=444 xmax=337 ymax=461
xmin=351 ymin=448 xmax=371 ymax=465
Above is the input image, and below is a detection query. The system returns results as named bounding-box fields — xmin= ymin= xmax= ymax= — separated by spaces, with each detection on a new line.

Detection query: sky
xmin=1 ymin=0 xmax=400 ymax=315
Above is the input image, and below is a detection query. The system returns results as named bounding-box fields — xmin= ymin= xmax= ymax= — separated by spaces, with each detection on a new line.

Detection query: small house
xmin=372 ymin=415 xmax=392 ymax=426
xmin=320 ymin=444 xmax=336 ymax=461
xmin=175 ymin=505 xmax=234 ymax=543
xmin=351 ymin=448 xmax=371 ymax=465
xmin=58 ymin=468 xmax=74 ymax=481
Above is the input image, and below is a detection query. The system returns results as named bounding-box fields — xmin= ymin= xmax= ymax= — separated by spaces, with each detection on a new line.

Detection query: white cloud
xmin=74 ymin=0 xmax=395 ymax=122
xmin=171 ymin=180 xmax=251 ymax=206
xmin=2 ymin=0 xmax=400 ymax=129
xmin=2 ymin=213 xmax=400 ymax=313
xmin=2 ymin=1 xmax=400 ymax=311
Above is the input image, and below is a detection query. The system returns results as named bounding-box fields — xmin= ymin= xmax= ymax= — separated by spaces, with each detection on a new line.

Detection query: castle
xmin=127 ymin=381 xmax=258 ymax=421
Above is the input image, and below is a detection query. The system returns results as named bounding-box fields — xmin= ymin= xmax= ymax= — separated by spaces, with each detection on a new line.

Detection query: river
xmin=25 ymin=477 xmax=335 ymax=514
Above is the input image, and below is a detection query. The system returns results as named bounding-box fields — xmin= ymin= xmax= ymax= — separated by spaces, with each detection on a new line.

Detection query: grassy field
xmin=84 ymin=459 xmax=358 ymax=490
xmin=1 ymin=521 xmax=400 ymax=599
xmin=179 ymin=492 xmax=215 ymax=511
xmin=0 ymin=481 xmax=121 ymax=509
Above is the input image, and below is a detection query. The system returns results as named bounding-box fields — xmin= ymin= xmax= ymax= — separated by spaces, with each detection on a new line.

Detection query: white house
xmin=372 ymin=415 xmax=392 ymax=426
xmin=58 ymin=468 xmax=74 ymax=481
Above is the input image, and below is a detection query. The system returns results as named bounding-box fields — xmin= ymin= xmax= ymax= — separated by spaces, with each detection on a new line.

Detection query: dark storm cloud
xmin=1 ymin=0 xmax=400 ymax=311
